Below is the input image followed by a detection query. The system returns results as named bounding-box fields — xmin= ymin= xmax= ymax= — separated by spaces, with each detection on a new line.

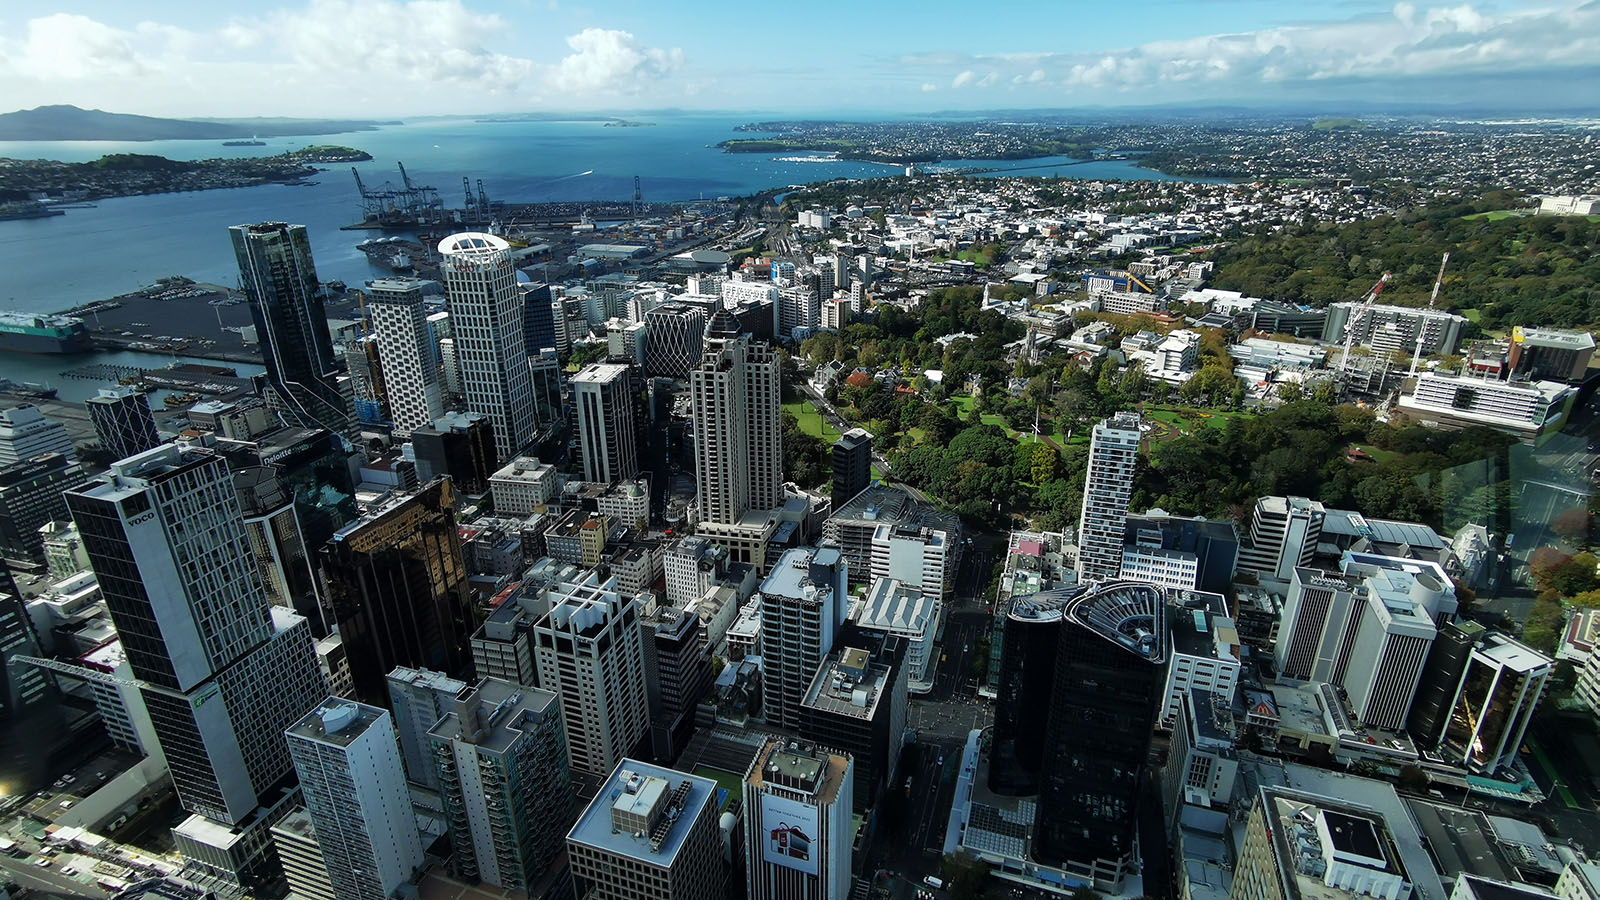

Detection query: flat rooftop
xmin=802 ymin=648 xmax=889 ymax=721
xmin=426 ymin=678 xmax=560 ymax=756
xmin=568 ymin=760 xmax=716 ymax=866
xmin=287 ymin=698 xmax=386 ymax=748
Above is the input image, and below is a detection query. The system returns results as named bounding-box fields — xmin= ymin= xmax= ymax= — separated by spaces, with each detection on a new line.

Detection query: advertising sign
xmin=759 ymin=793 xmax=820 ymax=876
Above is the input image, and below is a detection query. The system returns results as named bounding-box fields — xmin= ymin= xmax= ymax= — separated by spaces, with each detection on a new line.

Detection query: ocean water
xmin=0 ymin=114 xmax=1204 ymax=315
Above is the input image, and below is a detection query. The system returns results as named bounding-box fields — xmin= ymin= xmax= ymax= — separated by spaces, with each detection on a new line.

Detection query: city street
xmin=0 ymin=856 xmax=106 ymax=899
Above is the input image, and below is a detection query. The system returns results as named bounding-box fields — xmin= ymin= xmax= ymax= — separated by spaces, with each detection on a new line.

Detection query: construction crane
xmin=1339 ymin=271 xmax=1393 ymax=371
xmin=476 ymin=180 xmax=491 ymax=224
xmin=463 ymin=177 xmax=476 ymax=221
xmin=1410 ymin=252 xmax=1451 ymax=375
xmin=632 ymin=175 xmax=643 ymax=218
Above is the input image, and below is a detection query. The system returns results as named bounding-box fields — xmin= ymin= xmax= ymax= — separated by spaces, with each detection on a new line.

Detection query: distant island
xmin=0 ymin=147 xmax=370 ymax=204
xmin=0 ymin=105 xmax=397 ymax=142
xmin=718 ymin=120 xmax=1098 ymax=165
xmin=603 ymin=120 xmax=655 ymax=128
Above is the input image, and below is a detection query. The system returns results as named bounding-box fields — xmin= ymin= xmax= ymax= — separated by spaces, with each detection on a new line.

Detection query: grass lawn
xmin=1145 ymin=406 xmax=1243 ymax=437
xmin=1463 ymin=209 xmax=1530 ymax=221
xmin=692 ymin=765 xmax=744 ymax=808
xmin=782 ymin=399 xmax=841 ymax=442
xmin=1349 ymin=443 xmax=1401 ymax=463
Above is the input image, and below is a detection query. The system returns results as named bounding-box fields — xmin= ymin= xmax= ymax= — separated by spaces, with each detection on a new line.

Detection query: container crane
xmin=1409 ymin=252 xmax=1450 ymax=375
xmin=1339 ymin=271 xmax=1392 ymax=371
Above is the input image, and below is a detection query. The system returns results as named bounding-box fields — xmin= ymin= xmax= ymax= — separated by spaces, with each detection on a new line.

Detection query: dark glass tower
xmin=230 ymin=223 xmax=351 ymax=434
xmin=318 ymin=477 xmax=478 ymax=706
xmin=521 ymin=282 xmax=556 ymax=355
xmin=1033 ymin=581 xmax=1166 ymax=884
xmin=989 ymin=588 xmax=1082 ymax=796
xmin=830 ymin=428 xmax=873 ymax=508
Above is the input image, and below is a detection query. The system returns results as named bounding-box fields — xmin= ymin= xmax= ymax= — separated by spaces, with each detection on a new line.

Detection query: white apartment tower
xmin=573 ymin=363 xmax=639 ymax=485
xmin=692 ymin=313 xmax=785 ymax=526
xmin=285 ymin=699 xmax=425 ymax=900
xmin=1077 ymin=412 xmax=1142 ymax=580
xmin=744 ymin=740 xmax=854 ymax=900
xmin=532 ymin=571 xmax=650 ymax=777
xmin=759 ymin=547 xmax=847 ymax=731
xmin=0 ymin=404 xmax=74 ymax=466
xmin=437 ymin=233 xmax=537 ymax=461
xmin=690 ymin=311 xmax=785 ymax=570
xmin=366 ymin=278 xmax=444 ymax=437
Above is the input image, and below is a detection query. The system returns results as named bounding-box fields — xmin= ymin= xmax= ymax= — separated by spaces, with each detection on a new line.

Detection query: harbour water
xmin=0 ymin=115 xmax=1208 ymax=315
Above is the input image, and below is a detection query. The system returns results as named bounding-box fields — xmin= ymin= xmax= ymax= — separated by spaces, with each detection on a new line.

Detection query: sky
xmin=1 ymin=0 xmax=1598 ymax=118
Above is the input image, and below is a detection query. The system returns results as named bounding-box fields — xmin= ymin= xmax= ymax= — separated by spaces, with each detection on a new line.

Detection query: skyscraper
xmin=573 ymin=363 xmax=639 ymax=485
xmin=521 ymin=282 xmax=557 ymax=356
xmin=437 ymin=233 xmax=536 ymax=461
xmin=86 ymin=387 xmax=160 ymax=460
xmin=1033 ymin=581 xmax=1166 ymax=886
xmin=384 ymin=666 xmax=468 ymax=789
xmin=690 ymin=311 xmax=783 ymax=567
xmin=0 ymin=452 xmax=82 ymax=566
xmin=285 ymin=699 xmax=425 ymax=900
xmin=744 ymin=740 xmax=853 ymax=900
xmin=366 ymin=278 xmax=444 ymax=438
xmin=230 ymin=223 xmax=351 ymax=434
xmin=1235 ymin=495 xmax=1325 ymax=582
xmin=643 ymin=302 xmax=706 ymax=379
xmin=65 ymin=444 xmax=327 ymax=827
xmin=318 ymin=478 xmax=477 ymax=706
xmin=1439 ymin=632 xmax=1550 ymax=775
xmin=759 ymin=547 xmax=847 ymax=731
xmin=1077 ymin=412 xmax=1141 ymax=580
xmin=529 ymin=348 xmax=565 ymax=428
xmin=831 ymin=428 xmax=872 ymax=508
xmin=429 ymin=677 xmax=575 ymax=894
xmin=410 ymin=410 xmax=497 ymax=494
xmin=531 ymin=570 xmax=650 ymax=778
xmin=989 ymin=589 xmax=1081 ymax=796
xmin=233 ymin=466 xmax=331 ymax=637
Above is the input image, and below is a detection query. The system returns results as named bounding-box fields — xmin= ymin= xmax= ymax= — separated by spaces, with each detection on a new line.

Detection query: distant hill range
xmin=0 ymin=105 xmax=398 ymax=141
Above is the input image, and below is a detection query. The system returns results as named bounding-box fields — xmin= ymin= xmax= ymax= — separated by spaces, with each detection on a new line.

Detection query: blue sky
xmin=2 ymin=0 xmax=1597 ymax=117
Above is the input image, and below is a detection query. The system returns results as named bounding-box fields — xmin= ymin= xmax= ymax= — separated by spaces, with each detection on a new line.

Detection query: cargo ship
xmin=0 ymin=312 xmax=94 ymax=354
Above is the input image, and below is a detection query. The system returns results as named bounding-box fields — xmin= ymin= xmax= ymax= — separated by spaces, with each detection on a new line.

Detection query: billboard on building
xmin=759 ymin=793 xmax=820 ymax=876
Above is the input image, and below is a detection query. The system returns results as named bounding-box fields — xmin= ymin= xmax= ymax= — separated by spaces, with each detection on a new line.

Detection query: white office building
xmin=1398 ymin=372 xmax=1574 ymax=437
xmin=489 ymin=456 xmax=560 ymax=517
xmin=285 ymin=699 xmax=424 ymax=900
xmin=1237 ymin=496 xmax=1325 ymax=582
xmin=1078 ymin=412 xmax=1142 ymax=579
xmin=384 ymin=666 xmax=469 ymax=790
xmin=0 ymin=404 xmax=74 ymax=465
xmin=1163 ymin=592 xmax=1242 ymax=727
xmin=857 ymin=578 xmax=940 ymax=691
xmin=367 ymin=278 xmax=445 ymax=437
xmin=743 ymin=740 xmax=853 ymax=900
xmin=573 ymin=363 xmax=639 ymax=485
xmin=437 ymin=233 xmax=537 ymax=461
xmin=869 ymin=521 xmax=951 ymax=598
xmin=759 ymin=547 xmax=847 ymax=731
xmin=532 ymin=570 xmax=650 ymax=777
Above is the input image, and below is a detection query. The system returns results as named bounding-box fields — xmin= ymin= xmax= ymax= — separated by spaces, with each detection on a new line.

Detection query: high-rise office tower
xmin=65 ymin=444 xmax=327 ymax=826
xmin=0 ymin=404 xmax=74 ymax=466
xmin=0 ymin=452 xmax=82 ymax=566
xmin=573 ymin=363 xmax=639 ymax=485
xmin=384 ymin=666 xmax=468 ymax=789
xmin=567 ymin=761 xmax=722 ymax=900
xmin=1439 ymin=632 xmax=1550 ymax=775
xmin=0 ymin=560 xmax=50 ymax=725
xmin=641 ymin=606 xmax=713 ymax=759
xmin=744 ymin=740 xmax=853 ymax=900
xmin=233 ymin=466 xmax=331 ymax=637
xmin=344 ymin=334 xmax=388 ymax=427
xmin=521 ymin=282 xmax=557 ymax=356
xmin=410 ymin=410 xmax=497 ymax=494
xmin=1407 ymin=620 xmax=1484 ymax=749
xmin=532 ymin=570 xmax=649 ymax=777
xmin=230 ymin=223 xmax=351 ymax=434
xmin=86 ymin=387 xmax=160 ymax=460
xmin=429 ymin=677 xmax=574 ymax=894
xmin=367 ymin=278 xmax=444 ymax=438
xmin=436 ymin=233 xmax=536 ymax=462
xmin=1077 ymin=412 xmax=1141 ymax=580
xmin=759 ymin=547 xmax=847 ymax=731
xmin=1235 ymin=495 xmax=1325 ymax=582
xmin=643 ymin=302 xmax=706 ymax=378
xmin=286 ymin=699 xmax=425 ymax=900
xmin=319 ymin=478 xmax=476 ymax=706
xmin=528 ymin=349 xmax=565 ymax=428
xmin=1232 ymin=786 xmax=1421 ymax=900
xmin=690 ymin=312 xmax=783 ymax=567
xmin=989 ymin=588 xmax=1082 ymax=796
xmin=831 ymin=428 xmax=872 ymax=507
xmin=1034 ymin=581 xmax=1165 ymax=886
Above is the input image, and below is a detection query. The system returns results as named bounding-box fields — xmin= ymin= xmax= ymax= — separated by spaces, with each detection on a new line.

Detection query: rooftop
xmin=802 ymin=646 xmax=891 ymax=721
xmin=747 ymin=740 xmax=850 ymax=809
xmin=426 ymin=677 xmax=561 ymax=755
xmin=287 ymin=698 xmax=385 ymax=748
xmin=568 ymin=760 xmax=716 ymax=866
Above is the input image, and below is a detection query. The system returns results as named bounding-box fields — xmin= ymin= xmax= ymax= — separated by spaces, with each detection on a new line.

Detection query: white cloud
xmin=921 ymin=83 xmax=938 ymax=92
xmin=0 ymin=1 xmax=684 ymax=115
xmin=901 ymin=2 xmax=1600 ymax=97
xmin=552 ymin=28 xmax=684 ymax=93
